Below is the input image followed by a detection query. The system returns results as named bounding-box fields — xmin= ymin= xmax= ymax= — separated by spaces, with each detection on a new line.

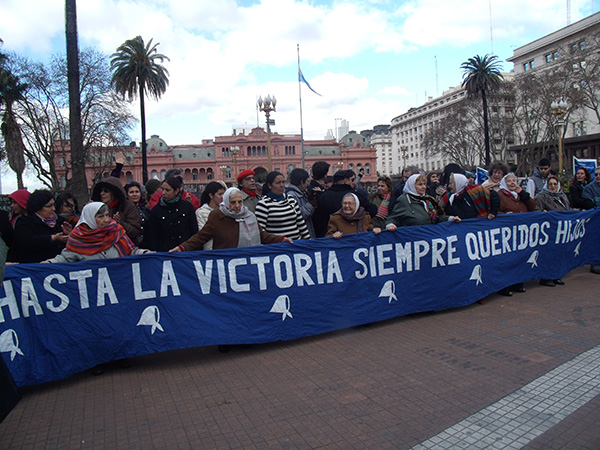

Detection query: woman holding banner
xmin=45 ymin=202 xmax=152 ymax=263
xmin=327 ymin=193 xmax=381 ymax=238
xmin=535 ymin=175 xmax=570 ymax=212
xmin=497 ymin=173 xmax=536 ymax=295
xmin=386 ymin=174 xmax=460 ymax=230
xmin=442 ymin=173 xmax=499 ymax=220
xmin=170 ymin=187 xmax=292 ymax=252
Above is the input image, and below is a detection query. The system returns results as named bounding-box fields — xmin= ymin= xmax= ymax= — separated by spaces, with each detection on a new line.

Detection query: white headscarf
xmin=342 ymin=193 xmax=360 ymax=216
xmin=218 ymin=187 xmax=261 ymax=247
xmin=76 ymin=202 xmax=106 ymax=230
xmin=449 ymin=174 xmax=468 ymax=205
xmin=499 ymin=173 xmax=519 ymax=199
xmin=402 ymin=174 xmax=421 ymax=196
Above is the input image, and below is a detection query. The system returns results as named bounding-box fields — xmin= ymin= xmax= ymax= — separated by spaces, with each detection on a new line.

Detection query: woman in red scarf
xmin=46 ymin=202 xmax=151 ymax=263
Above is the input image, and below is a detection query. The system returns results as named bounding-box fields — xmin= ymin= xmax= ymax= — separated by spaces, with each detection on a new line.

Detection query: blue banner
xmin=2 ymin=209 xmax=600 ymax=386
xmin=573 ymin=157 xmax=597 ymax=175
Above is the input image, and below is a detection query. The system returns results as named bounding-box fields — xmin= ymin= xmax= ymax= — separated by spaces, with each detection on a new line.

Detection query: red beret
xmin=237 ymin=169 xmax=255 ymax=183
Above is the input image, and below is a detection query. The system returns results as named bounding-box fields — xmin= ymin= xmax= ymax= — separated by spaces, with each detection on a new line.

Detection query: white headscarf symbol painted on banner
xmin=270 ymin=295 xmax=293 ymax=320
xmin=527 ymin=250 xmax=539 ymax=268
xmin=0 ymin=329 xmax=24 ymax=361
xmin=378 ymin=280 xmax=397 ymax=303
xmin=137 ymin=306 xmax=164 ymax=334
xmin=470 ymin=265 xmax=483 ymax=285
xmin=574 ymin=242 xmax=581 ymax=257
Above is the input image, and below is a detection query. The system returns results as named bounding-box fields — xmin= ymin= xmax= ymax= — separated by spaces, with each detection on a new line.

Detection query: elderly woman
xmin=535 ymin=175 xmax=570 ymax=212
xmin=442 ymin=173 xmax=499 ymax=220
xmin=91 ymin=176 xmax=141 ymax=242
xmin=171 ymin=187 xmax=292 ymax=252
xmin=13 ymin=189 xmax=72 ymax=263
xmin=498 ymin=173 xmax=536 ymax=214
xmin=496 ymin=173 xmax=536 ymax=296
xmin=46 ymin=202 xmax=151 ymax=263
xmin=255 ymin=171 xmax=311 ymax=240
xmin=143 ymin=176 xmax=198 ymax=252
xmin=386 ymin=174 xmax=460 ymax=230
xmin=326 ymin=193 xmax=381 ymax=239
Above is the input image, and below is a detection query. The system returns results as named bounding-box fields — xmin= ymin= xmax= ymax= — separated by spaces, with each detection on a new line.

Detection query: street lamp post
xmin=231 ymin=146 xmax=240 ymax=178
xmin=257 ymin=95 xmax=276 ymax=172
xmin=219 ymin=165 xmax=228 ymax=181
xmin=400 ymin=146 xmax=408 ymax=173
xmin=551 ymin=99 xmax=568 ymax=173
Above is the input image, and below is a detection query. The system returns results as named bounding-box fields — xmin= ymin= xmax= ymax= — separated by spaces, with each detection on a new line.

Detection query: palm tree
xmin=461 ymin=54 xmax=504 ymax=167
xmin=0 ymin=69 xmax=28 ymax=189
xmin=110 ymin=36 xmax=169 ymax=183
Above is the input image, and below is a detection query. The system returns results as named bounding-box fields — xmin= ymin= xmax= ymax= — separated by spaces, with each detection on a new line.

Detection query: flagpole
xmin=297 ymin=43 xmax=305 ymax=170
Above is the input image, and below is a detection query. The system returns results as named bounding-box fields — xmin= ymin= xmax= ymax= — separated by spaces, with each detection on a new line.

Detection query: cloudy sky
xmin=1 ymin=0 xmax=598 ymax=192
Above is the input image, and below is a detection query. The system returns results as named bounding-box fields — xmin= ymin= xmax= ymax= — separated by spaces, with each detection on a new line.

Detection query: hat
xmin=9 ymin=189 xmax=30 ymax=210
xmin=237 ymin=169 xmax=255 ymax=183
xmin=333 ymin=169 xmax=354 ymax=183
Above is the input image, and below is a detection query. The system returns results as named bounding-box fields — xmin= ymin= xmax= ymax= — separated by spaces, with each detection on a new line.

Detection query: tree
xmin=0 ymin=66 xmax=28 ymax=189
xmin=8 ymin=50 xmax=136 ymax=190
xmin=461 ymin=54 xmax=504 ymax=166
xmin=110 ymin=36 xmax=169 ymax=183
xmin=65 ymin=0 xmax=88 ymax=205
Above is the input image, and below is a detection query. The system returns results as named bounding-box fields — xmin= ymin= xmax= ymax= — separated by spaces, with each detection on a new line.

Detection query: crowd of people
xmin=2 ymin=158 xmax=599 ymax=280
xmin=1 ymin=158 xmax=598 ymax=369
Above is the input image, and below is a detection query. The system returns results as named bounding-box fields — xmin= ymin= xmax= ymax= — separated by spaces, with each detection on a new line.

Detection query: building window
xmin=151 ymin=170 xmax=159 ymax=179
xmin=545 ymin=54 xmax=552 ymax=63
xmin=553 ymin=51 xmax=559 ymax=60
xmin=365 ymin=164 xmax=371 ymax=175
xmin=207 ymin=169 xmax=213 ymax=180
xmin=580 ymin=40 xmax=586 ymax=50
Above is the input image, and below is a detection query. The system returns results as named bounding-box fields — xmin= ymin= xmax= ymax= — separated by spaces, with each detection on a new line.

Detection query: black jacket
xmin=143 ymin=198 xmax=198 ymax=252
xmin=13 ymin=214 xmax=66 ymax=263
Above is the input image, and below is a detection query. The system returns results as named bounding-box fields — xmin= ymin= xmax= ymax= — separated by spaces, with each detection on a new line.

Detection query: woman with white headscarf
xmin=386 ymin=174 xmax=460 ymax=231
xmin=535 ymin=175 xmax=570 ymax=212
xmin=46 ymin=202 xmax=151 ymax=263
xmin=495 ymin=173 xmax=536 ymax=296
xmin=170 ymin=187 xmax=292 ymax=252
xmin=498 ymin=172 xmax=536 ymax=214
xmin=442 ymin=173 xmax=499 ymax=220
xmin=326 ymin=193 xmax=381 ymax=239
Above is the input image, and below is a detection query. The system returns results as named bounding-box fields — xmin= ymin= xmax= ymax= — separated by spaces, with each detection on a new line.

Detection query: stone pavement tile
xmin=1 ymin=266 xmax=599 ymax=449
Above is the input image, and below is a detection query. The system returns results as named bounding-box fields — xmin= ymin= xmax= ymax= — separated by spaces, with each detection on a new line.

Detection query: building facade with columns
xmin=54 ymin=128 xmax=377 ymax=194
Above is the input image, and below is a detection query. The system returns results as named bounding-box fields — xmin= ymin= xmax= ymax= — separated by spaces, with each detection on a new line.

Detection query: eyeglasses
xmin=64 ymin=202 xmax=75 ymax=209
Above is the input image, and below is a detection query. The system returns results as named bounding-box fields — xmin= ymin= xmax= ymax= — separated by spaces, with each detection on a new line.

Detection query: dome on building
xmin=147 ymin=135 xmax=169 ymax=153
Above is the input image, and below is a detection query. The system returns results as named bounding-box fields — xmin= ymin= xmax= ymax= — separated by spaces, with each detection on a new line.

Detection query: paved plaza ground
xmin=1 ymin=265 xmax=599 ymax=449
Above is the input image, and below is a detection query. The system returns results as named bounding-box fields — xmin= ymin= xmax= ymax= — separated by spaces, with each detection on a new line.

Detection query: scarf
xmin=541 ymin=181 xmax=569 ymax=209
xmin=242 ymin=188 xmax=257 ymax=198
xmin=36 ymin=212 xmax=58 ymax=228
xmin=499 ymin=173 xmax=519 ymax=199
xmin=69 ymin=202 xmax=137 ymax=256
xmin=375 ymin=193 xmax=391 ymax=219
xmin=340 ymin=207 xmax=366 ymax=233
xmin=159 ymin=194 xmax=180 ymax=207
xmin=219 ymin=187 xmax=261 ymax=247
xmin=266 ymin=191 xmax=285 ymax=202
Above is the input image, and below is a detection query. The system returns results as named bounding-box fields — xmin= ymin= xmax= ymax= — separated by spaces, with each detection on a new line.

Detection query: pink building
xmin=54 ymin=128 xmax=377 ymax=191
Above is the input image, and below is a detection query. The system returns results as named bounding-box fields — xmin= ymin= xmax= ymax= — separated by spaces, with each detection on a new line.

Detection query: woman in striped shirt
xmin=255 ymin=171 xmax=311 ymax=240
